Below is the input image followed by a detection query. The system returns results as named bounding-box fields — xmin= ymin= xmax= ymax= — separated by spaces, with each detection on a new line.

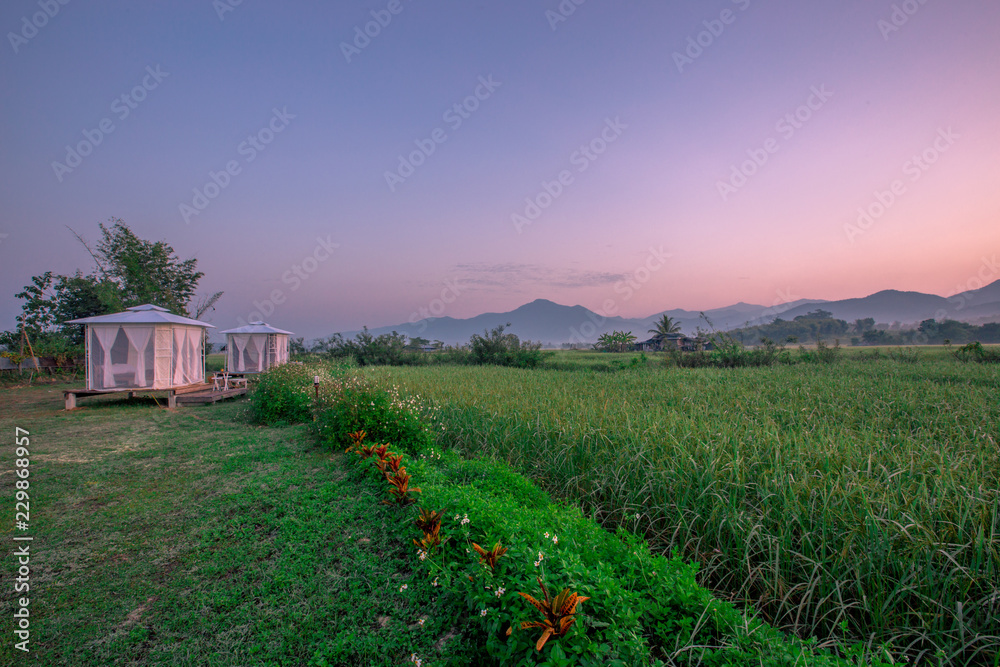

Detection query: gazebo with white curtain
xmin=219 ymin=322 xmax=292 ymax=374
xmin=64 ymin=305 xmax=214 ymax=399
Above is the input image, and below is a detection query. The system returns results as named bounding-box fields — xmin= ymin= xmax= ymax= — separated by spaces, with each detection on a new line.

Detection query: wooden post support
xmin=167 ymin=391 xmax=177 ymax=409
xmin=64 ymin=392 xmax=76 ymax=410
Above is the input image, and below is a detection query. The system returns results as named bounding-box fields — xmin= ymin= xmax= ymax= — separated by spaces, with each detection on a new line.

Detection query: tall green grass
xmin=369 ymin=359 xmax=1000 ymax=666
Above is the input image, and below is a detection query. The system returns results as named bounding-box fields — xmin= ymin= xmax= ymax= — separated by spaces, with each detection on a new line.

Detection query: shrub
xmin=667 ymin=336 xmax=791 ymax=368
xmin=954 ymin=341 xmax=1000 ymax=363
xmin=310 ymin=374 xmax=435 ymax=456
xmin=469 ymin=323 xmax=546 ymax=369
xmin=316 ymin=329 xmax=428 ymax=366
xmin=246 ymin=361 xmax=353 ymax=425
xmin=797 ymin=338 xmax=842 ymax=364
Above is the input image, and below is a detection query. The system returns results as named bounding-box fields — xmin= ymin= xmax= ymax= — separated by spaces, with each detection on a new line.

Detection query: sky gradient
xmin=2 ymin=0 xmax=998 ymax=340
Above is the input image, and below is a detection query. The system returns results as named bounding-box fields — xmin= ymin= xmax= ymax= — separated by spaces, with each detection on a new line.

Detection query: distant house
xmin=633 ymin=334 xmax=711 ymax=352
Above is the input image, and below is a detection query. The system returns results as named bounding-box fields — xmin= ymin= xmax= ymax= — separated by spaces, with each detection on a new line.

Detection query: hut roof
xmin=219 ymin=322 xmax=294 ymax=335
xmin=65 ymin=304 xmax=215 ymax=328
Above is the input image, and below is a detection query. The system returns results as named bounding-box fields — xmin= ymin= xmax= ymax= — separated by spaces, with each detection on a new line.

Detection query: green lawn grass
xmin=0 ymin=383 xmax=468 ymax=666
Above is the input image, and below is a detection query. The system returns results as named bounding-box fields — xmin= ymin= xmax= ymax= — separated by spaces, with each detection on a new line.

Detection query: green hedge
xmin=245 ymin=361 xmax=353 ymax=425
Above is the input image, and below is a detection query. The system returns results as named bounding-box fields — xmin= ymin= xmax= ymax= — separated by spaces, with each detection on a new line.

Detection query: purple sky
xmin=2 ymin=0 xmax=998 ymax=340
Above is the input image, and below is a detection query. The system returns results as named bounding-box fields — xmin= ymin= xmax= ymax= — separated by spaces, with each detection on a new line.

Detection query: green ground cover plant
xmin=338 ymin=429 xmax=878 ymax=666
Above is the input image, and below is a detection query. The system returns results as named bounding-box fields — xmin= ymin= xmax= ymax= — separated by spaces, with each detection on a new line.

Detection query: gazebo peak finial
xmin=126 ymin=304 xmax=170 ymax=312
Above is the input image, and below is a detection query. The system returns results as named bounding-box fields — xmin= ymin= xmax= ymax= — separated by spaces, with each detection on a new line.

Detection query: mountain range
xmin=340 ymin=280 xmax=1000 ymax=347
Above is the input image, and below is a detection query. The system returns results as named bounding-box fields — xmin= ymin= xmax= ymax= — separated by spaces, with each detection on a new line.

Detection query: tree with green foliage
xmin=2 ymin=219 xmax=220 ymax=360
xmin=468 ymin=323 xmax=544 ymax=368
xmin=648 ymin=314 xmax=682 ymax=341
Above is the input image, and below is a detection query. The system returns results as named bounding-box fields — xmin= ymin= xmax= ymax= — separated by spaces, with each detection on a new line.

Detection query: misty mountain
xmin=335 ymin=281 xmax=1000 ymax=347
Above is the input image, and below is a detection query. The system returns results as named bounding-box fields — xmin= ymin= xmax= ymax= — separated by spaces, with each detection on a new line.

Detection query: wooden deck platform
xmin=63 ymin=383 xmax=248 ymax=409
xmin=173 ymin=386 xmax=248 ymax=405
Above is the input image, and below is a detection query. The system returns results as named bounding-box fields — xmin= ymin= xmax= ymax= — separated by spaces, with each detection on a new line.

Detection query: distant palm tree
xmin=649 ymin=315 xmax=682 ymax=341
xmin=619 ymin=331 xmax=637 ymax=352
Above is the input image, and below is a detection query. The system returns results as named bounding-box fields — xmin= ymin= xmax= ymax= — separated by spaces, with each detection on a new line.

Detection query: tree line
xmin=1 ymin=219 xmax=220 ymax=364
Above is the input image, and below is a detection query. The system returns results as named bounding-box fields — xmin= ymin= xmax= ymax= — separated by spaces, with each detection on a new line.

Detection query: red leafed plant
xmin=508 ymin=577 xmax=590 ymax=651
xmin=384 ymin=468 xmax=420 ymax=506
xmin=357 ymin=442 xmax=379 ymax=460
xmin=345 ymin=430 xmax=367 ymax=453
xmin=375 ymin=452 xmax=405 ymax=479
xmin=471 ymin=541 xmax=508 ymax=572
xmin=413 ymin=512 xmax=449 ymax=552
xmin=415 ymin=507 xmax=444 ymax=534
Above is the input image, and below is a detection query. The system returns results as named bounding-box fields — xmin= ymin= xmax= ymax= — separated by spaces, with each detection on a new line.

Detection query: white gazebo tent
xmin=219 ymin=322 xmax=293 ymax=373
xmin=65 ymin=304 xmax=214 ymax=393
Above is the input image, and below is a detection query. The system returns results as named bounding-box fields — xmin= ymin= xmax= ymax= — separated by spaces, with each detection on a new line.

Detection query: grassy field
xmin=2 ymin=348 xmax=997 ymax=665
xmin=370 ymin=354 xmax=1000 ymax=665
xmin=0 ymin=382 xmax=489 ymax=666
xmin=1 ymin=375 xmax=872 ymax=667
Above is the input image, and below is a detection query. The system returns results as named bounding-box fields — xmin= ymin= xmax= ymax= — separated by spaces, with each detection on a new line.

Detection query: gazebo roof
xmin=65 ymin=304 xmax=215 ymax=328
xmin=219 ymin=322 xmax=294 ymax=335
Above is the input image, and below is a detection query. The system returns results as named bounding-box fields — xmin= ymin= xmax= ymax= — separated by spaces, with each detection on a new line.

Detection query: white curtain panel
xmin=93 ymin=325 xmax=120 ymax=389
xmin=123 ymin=326 xmax=153 ymax=388
xmin=186 ymin=328 xmax=203 ymax=383
xmin=231 ymin=334 xmax=250 ymax=372
xmin=172 ymin=328 xmax=186 ymax=385
xmin=250 ymin=335 xmax=266 ymax=372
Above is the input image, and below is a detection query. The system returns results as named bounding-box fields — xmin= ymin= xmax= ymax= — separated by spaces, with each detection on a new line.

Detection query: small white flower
xmin=544 ymin=532 xmax=550 ymax=539
xmin=399 ymin=584 xmax=408 ymax=592
xmin=480 ymin=609 xmax=489 ymax=617
xmin=418 ymin=618 xmax=426 ymax=626
xmin=496 ymin=587 xmax=505 ymax=597
xmin=432 ymin=577 xmax=439 ymax=587
xmin=552 ymin=535 xmax=558 ymax=545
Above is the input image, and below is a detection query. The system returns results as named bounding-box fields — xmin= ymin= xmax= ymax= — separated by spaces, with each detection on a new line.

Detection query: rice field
xmin=370 ymin=356 xmax=1000 ymax=665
